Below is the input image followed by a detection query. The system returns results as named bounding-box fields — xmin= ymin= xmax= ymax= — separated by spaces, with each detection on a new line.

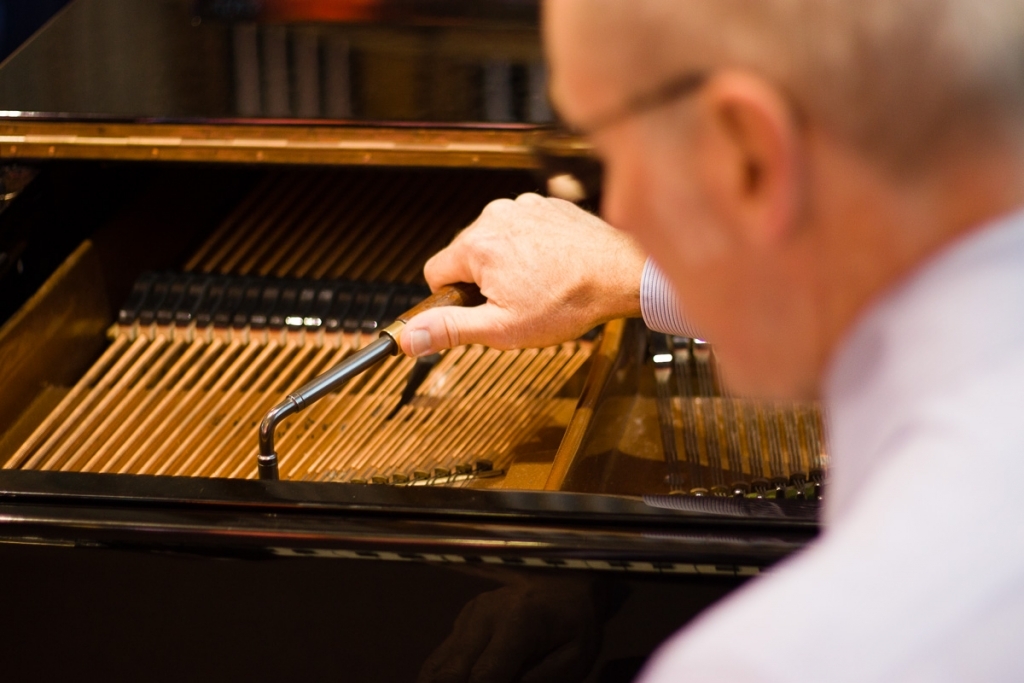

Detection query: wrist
xmin=595 ymin=243 xmax=645 ymax=323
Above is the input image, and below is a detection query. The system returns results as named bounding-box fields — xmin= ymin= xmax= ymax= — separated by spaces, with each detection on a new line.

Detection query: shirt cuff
xmin=640 ymin=258 xmax=701 ymax=338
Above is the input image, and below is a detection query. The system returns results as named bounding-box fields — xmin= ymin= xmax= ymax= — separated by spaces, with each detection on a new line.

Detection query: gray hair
xmin=580 ymin=0 xmax=1024 ymax=167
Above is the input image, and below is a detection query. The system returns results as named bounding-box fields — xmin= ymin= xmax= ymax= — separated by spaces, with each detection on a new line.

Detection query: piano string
xmin=651 ymin=335 xmax=827 ymax=499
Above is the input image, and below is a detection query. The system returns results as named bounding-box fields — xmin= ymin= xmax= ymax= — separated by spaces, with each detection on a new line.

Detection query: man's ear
xmin=692 ymin=70 xmax=804 ymax=248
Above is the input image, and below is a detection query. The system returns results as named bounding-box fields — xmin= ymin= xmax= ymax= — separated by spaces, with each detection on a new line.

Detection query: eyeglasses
xmin=533 ymin=70 xmax=709 ymax=201
xmin=563 ymin=70 xmax=710 ymax=137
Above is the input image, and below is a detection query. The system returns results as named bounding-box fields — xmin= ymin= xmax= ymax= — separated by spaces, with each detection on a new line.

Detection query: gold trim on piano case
xmin=0 ymin=121 xmax=544 ymax=168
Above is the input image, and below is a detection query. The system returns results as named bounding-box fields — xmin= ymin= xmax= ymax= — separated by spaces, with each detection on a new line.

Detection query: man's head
xmin=546 ymin=0 xmax=1024 ymax=398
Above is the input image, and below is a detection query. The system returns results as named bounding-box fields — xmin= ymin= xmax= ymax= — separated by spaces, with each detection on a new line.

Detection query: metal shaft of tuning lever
xmin=257 ymin=282 xmax=485 ymax=480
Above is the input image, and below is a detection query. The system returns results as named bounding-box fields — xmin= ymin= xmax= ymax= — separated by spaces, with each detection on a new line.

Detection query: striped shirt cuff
xmin=640 ymin=258 xmax=701 ymax=338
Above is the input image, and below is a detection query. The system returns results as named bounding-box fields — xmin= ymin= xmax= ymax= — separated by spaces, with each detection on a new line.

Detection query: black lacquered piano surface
xmin=0 ymin=0 xmax=550 ymax=125
xmin=0 ymin=470 xmax=815 ymax=681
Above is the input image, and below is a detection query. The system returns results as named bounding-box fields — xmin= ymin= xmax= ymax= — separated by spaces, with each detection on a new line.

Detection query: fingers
xmin=417 ymin=594 xmax=500 ymax=683
xmin=423 ymin=197 xmax=521 ymax=292
xmin=425 ymin=195 xmax=552 ymax=292
xmin=399 ymin=303 xmax=515 ymax=357
xmin=424 ymin=241 xmax=476 ymax=293
xmin=412 ymin=192 xmax=642 ymax=353
xmin=465 ymin=604 xmax=594 ymax=683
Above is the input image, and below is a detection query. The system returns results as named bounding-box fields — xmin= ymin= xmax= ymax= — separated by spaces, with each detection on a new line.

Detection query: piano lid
xmin=0 ymin=0 xmax=551 ymax=128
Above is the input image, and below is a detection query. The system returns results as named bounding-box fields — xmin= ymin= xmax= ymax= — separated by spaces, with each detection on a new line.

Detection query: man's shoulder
xmin=643 ymin=497 xmax=1024 ymax=682
xmin=640 ymin=368 xmax=1024 ymax=683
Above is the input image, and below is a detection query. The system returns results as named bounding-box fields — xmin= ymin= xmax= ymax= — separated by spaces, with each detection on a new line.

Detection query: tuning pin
xmin=750 ymin=478 xmax=770 ymax=498
xmin=665 ymin=474 xmax=687 ymax=495
xmin=809 ymin=468 xmax=826 ymax=500
xmin=789 ymin=472 xmax=807 ymax=500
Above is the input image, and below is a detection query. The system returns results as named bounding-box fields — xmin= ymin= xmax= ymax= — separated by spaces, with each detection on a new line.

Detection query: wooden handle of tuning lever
xmin=380 ymin=283 xmax=485 ymax=352
xmin=397 ymin=283 xmax=485 ymax=324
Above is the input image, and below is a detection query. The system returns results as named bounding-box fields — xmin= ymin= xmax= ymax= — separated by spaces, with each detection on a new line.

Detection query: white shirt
xmin=638 ymin=208 xmax=1024 ymax=682
xmin=640 ymin=258 xmax=702 ymax=339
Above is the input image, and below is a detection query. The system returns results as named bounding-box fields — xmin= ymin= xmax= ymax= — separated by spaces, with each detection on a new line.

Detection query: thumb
xmin=399 ymin=303 xmax=513 ymax=356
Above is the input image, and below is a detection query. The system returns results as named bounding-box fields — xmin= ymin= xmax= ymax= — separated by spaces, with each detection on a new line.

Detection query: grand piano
xmin=0 ymin=1 xmax=820 ymax=680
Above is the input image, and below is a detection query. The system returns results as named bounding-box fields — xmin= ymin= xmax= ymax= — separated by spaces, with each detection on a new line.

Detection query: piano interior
xmin=1 ymin=167 xmax=591 ymax=485
xmin=0 ymin=163 xmax=826 ymax=498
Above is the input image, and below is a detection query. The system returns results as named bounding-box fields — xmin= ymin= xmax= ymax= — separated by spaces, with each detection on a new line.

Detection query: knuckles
xmin=514 ymin=192 xmax=547 ymax=208
xmin=455 ymin=228 xmax=504 ymax=267
xmin=480 ymin=197 xmax=518 ymax=220
xmin=481 ymin=193 xmax=553 ymax=224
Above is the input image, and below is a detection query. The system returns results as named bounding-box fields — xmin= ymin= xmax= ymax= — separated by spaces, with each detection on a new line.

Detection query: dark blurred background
xmin=0 ymin=0 xmax=71 ymax=63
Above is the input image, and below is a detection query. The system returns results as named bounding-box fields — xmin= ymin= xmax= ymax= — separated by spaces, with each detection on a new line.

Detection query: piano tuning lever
xmin=256 ymin=284 xmax=484 ymax=480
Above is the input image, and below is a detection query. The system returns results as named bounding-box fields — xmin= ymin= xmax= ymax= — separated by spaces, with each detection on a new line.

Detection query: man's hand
xmin=417 ymin=576 xmax=607 ymax=683
xmin=399 ymin=193 xmax=646 ymax=356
